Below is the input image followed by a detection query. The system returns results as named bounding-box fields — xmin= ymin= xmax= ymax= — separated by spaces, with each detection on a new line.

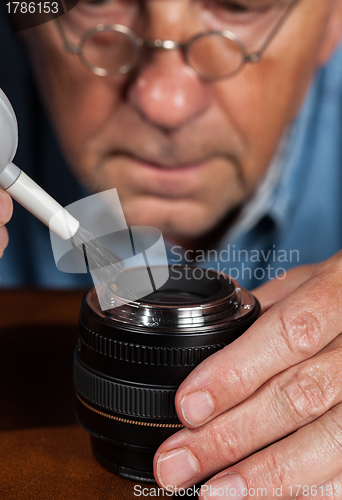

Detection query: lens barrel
xmin=74 ymin=265 xmax=260 ymax=483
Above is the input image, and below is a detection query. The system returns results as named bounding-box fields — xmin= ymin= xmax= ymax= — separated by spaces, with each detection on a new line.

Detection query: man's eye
xmin=216 ymin=1 xmax=250 ymax=12
xmin=81 ymin=0 xmax=113 ymax=4
xmin=207 ymin=0 xmax=274 ymax=13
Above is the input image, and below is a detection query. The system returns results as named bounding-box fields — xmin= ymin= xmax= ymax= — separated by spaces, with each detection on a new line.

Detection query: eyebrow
xmin=235 ymin=0 xmax=292 ymax=5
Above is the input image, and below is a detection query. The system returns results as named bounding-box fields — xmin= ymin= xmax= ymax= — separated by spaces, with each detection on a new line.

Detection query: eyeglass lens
xmin=187 ymin=33 xmax=244 ymax=79
xmin=81 ymin=28 xmax=245 ymax=78
xmin=81 ymin=29 xmax=138 ymax=74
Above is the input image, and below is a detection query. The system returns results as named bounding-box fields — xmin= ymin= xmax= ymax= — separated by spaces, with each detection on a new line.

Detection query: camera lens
xmin=74 ymin=265 xmax=260 ymax=483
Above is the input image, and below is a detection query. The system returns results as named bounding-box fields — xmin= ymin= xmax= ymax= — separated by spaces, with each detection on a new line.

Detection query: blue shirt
xmin=0 ymin=5 xmax=341 ymax=290
xmin=234 ymin=42 xmax=342 ymax=289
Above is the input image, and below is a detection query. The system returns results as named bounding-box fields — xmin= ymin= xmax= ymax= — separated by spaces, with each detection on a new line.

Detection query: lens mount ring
xmin=90 ymin=266 xmax=257 ymax=329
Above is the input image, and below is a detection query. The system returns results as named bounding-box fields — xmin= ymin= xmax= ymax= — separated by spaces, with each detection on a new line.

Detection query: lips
xmin=108 ymin=150 xmax=213 ymax=170
xmin=131 ymin=157 xmax=208 ymax=171
xmin=100 ymin=153 xmax=216 ymax=199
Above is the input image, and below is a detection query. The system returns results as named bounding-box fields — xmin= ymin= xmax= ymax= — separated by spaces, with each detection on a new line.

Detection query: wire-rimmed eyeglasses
xmin=56 ymin=0 xmax=300 ymax=80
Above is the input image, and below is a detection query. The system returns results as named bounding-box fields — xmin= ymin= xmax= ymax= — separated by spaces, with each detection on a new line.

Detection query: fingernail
xmin=201 ymin=472 xmax=246 ymax=499
xmin=181 ymin=390 xmax=215 ymax=426
xmin=157 ymin=448 xmax=199 ymax=489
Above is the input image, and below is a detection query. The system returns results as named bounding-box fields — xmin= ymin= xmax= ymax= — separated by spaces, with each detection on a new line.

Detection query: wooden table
xmin=0 ymin=289 xmax=180 ymax=499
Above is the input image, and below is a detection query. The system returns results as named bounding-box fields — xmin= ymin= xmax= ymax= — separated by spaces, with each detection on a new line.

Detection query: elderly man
xmin=1 ymin=0 xmax=342 ymax=498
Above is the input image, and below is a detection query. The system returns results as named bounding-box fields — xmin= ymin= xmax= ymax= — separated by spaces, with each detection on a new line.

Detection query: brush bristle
xmin=70 ymin=227 xmax=138 ymax=305
xmin=71 ymin=226 xmax=124 ymax=283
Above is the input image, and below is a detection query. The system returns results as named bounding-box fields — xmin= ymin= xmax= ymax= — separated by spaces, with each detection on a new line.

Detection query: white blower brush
xmin=0 ymin=88 xmax=80 ymax=240
xmin=0 ymin=88 xmax=129 ymax=293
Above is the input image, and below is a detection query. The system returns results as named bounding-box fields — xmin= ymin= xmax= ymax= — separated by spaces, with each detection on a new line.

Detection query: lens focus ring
xmin=79 ymin=320 xmax=226 ymax=367
xmin=74 ymin=354 xmax=179 ymax=419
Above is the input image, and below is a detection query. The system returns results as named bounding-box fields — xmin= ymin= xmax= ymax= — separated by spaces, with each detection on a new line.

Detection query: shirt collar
xmin=225 ymin=125 xmax=295 ymax=243
xmin=222 ymin=71 xmax=321 ymax=244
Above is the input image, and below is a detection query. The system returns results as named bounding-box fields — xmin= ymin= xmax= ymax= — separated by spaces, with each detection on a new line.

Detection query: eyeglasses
xmin=56 ymin=0 xmax=300 ymax=80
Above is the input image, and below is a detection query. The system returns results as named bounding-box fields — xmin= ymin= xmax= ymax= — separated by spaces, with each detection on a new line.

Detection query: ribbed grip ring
xmin=79 ymin=321 xmax=225 ymax=367
xmin=74 ymin=354 xmax=178 ymax=419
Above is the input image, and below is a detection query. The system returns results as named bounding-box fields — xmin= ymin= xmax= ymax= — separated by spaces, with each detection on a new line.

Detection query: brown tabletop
xmin=0 ymin=289 xmax=177 ymax=499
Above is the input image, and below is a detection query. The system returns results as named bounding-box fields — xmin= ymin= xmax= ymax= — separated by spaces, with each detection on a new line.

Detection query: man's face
xmin=24 ymin=0 xmax=341 ymax=243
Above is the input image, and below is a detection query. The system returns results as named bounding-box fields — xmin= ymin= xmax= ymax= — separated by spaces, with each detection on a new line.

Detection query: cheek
xmin=48 ymin=68 xmax=120 ymax=152
xmin=25 ymin=29 xmax=123 ymax=159
xmin=213 ymin=2 xmax=331 ymax=190
xmin=214 ymin=55 xmax=316 ymax=189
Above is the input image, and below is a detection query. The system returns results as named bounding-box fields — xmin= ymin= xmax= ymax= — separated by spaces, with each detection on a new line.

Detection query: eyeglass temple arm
xmin=246 ymin=0 xmax=301 ymax=62
xmin=55 ymin=18 xmax=81 ymax=53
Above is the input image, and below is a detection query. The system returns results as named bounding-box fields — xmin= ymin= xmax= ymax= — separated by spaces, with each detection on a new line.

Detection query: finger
xmin=0 ymin=189 xmax=13 ymax=225
xmin=0 ymin=226 xmax=9 ymax=257
xmin=252 ymin=264 xmax=317 ymax=313
xmin=296 ymin=473 xmax=342 ymax=500
xmin=154 ymin=335 xmax=342 ymax=489
xmin=196 ymin=402 xmax=342 ymax=500
xmin=174 ymin=252 xmax=342 ymax=429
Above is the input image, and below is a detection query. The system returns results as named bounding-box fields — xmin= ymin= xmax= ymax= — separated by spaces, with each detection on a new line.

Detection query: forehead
xmin=222 ymin=0 xmax=291 ymax=3
xmin=79 ymin=0 xmax=293 ymax=5
xmin=151 ymin=0 xmax=294 ymax=4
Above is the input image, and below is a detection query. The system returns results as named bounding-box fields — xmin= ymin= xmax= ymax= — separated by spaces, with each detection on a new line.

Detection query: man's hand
xmin=153 ymin=256 xmax=342 ymax=499
xmin=0 ymin=189 xmax=12 ymax=258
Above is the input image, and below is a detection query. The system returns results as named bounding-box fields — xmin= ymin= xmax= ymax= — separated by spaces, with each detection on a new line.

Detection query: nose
xmin=127 ymin=49 xmax=213 ymax=131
